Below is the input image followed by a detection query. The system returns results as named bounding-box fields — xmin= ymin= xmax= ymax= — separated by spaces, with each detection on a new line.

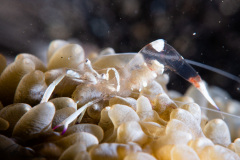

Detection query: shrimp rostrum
xmin=41 ymin=39 xmax=218 ymax=134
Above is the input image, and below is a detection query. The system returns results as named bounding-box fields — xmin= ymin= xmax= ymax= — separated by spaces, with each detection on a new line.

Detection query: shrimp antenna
xmin=200 ymin=106 xmax=240 ymax=119
xmin=185 ymin=59 xmax=240 ymax=83
xmin=132 ymin=39 xmax=220 ymax=111
xmin=174 ymin=100 xmax=240 ymax=119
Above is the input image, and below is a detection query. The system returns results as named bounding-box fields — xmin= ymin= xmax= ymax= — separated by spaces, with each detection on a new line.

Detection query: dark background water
xmin=0 ymin=0 xmax=239 ymax=99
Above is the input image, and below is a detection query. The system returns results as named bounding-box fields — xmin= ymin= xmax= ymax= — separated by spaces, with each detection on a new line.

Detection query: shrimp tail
xmin=188 ymin=76 xmax=219 ymax=110
xmin=137 ymin=39 xmax=220 ymax=110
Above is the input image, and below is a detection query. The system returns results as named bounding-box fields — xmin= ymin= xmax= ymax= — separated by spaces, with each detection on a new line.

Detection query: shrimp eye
xmin=101 ymin=74 xmax=106 ymax=79
xmin=85 ymin=59 xmax=90 ymax=63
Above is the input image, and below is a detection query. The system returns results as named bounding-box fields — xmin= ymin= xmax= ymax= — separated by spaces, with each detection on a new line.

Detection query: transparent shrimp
xmin=48 ymin=39 xmax=220 ymax=134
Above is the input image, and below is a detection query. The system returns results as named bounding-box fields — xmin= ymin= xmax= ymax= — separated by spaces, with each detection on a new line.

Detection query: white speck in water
xmin=193 ymin=32 xmax=196 ymax=35
xmin=237 ymin=87 xmax=240 ymax=91
xmin=222 ymin=46 xmax=225 ymax=48
xmin=219 ymin=21 xmax=221 ymax=23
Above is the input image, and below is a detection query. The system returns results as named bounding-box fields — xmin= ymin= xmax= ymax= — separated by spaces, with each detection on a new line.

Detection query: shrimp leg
xmin=129 ymin=39 xmax=219 ymax=110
